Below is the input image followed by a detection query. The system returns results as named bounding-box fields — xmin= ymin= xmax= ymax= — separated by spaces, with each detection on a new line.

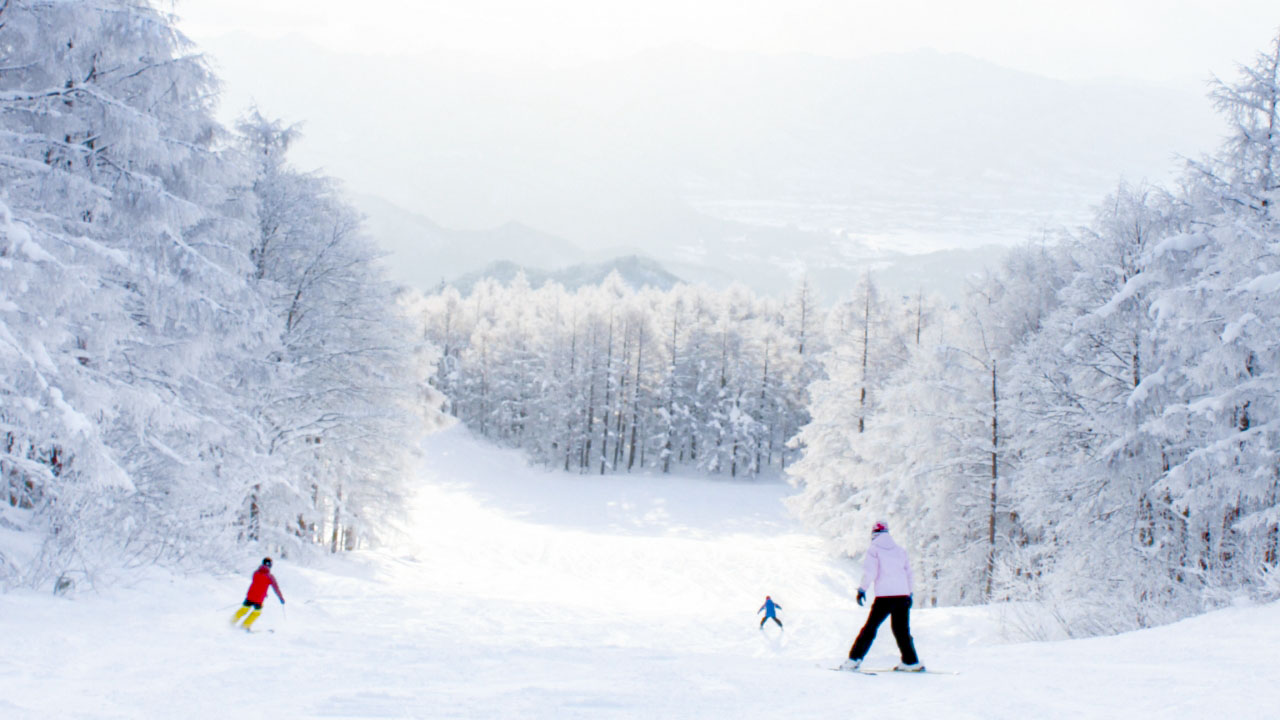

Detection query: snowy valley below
xmin=2 ymin=427 xmax=1273 ymax=720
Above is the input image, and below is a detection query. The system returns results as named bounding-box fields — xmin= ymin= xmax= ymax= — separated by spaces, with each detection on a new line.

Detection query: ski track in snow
xmin=0 ymin=426 xmax=1275 ymax=719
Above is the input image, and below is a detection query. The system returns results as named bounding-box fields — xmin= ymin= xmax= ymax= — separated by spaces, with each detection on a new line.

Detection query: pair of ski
xmin=828 ymin=665 xmax=956 ymax=676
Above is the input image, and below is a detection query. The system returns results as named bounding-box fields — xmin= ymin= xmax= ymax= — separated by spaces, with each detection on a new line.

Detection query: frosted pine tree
xmin=417 ymin=277 xmax=814 ymax=477
xmin=0 ymin=0 xmax=283 ymax=585
xmin=1144 ymin=32 xmax=1280 ymax=598
xmin=236 ymin=112 xmax=419 ymax=551
xmin=1002 ymin=187 xmax=1190 ymax=634
xmin=786 ymin=274 xmax=911 ymax=561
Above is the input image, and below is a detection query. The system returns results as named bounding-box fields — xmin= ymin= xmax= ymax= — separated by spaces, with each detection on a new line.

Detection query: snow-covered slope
xmin=0 ymin=427 xmax=1272 ymax=718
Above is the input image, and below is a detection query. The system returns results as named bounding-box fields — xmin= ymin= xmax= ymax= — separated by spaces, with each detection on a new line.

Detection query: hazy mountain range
xmin=358 ymin=193 xmax=1005 ymax=301
xmin=448 ymin=257 xmax=683 ymax=294
xmin=199 ymin=36 xmax=1224 ymax=299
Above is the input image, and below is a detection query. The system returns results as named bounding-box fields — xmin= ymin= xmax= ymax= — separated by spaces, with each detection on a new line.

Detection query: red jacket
xmin=246 ymin=565 xmax=284 ymax=604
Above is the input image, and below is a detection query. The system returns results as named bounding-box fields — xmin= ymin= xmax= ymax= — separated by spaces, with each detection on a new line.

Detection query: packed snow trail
xmin=0 ymin=426 xmax=1275 ymax=718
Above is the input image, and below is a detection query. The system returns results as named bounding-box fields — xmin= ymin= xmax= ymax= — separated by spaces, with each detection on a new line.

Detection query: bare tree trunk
xmin=730 ymin=432 xmax=739 ymax=477
xmin=757 ymin=337 xmax=770 ymax=473
xmin=248 ymin=486 xmax=261 ymax=542
xmin=915 ymin=290 xmax=924 ymax=345
xmin=564 ymin=319 xmax=577 ymax=471
xmin=438 ymin=300 xmax=456 ymax=410
xmin=985 ymin=361 xmax=998 ymax=600
xmin=663 ymin=309 xmax=678 ymax=473
xmin=582 ymin=325 xmax=596 ymax=472
xmin=629 ymin=322 xmax=645 ymax=471
xmin=858 ymin=280 xmax=871 ymax=433
xmin=330 ymin=484 xmax=343 ymax=554
xmin=716 ymin=326 xmax=729 ymax=472
xmin=614 ymin=324 xmax=630 ymax=470
xmin=600 ymin=313 xmax=615 ymax=475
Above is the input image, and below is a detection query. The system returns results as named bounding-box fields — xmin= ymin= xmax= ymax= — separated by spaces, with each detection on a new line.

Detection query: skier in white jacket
xmin=839 ymin=521 xmax=923 ymax=672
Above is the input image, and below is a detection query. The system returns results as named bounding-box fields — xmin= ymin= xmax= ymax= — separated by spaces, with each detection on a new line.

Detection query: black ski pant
xmin=760 ymin=615 xmax=782 ymax=628
xmin=848 ymin=595 xmax=918 ymax=665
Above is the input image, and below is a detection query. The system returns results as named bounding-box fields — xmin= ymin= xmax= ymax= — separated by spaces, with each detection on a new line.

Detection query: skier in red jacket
xmin=230 ymin=557 xmax=285 ymax=631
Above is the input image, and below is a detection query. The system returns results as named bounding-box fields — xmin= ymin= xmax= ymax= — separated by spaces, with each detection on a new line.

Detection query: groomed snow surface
xmin=2 ymin=427 xmax=1275 ymax=719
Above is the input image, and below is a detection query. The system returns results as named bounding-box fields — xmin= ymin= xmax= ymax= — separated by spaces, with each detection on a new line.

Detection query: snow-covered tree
xmin=0 ymin=0 xmax=276 ymax=584
xmin=236 ymin=111 xmax=419 ymax=553
xmin=1141 ymin=32 xmax=1280 ymax=602
xmin=789 ymin=247 xmax=1067 ymax=606
xmin=791 ymin=32 xmax=1280 ymax=631
xmin=1000 ymin=187 xmax=1189 ymax=633
xmin=419 ymin=276 xmax=818 ymax=478
xmin=0 ymin=2 xmax=422 ymax=587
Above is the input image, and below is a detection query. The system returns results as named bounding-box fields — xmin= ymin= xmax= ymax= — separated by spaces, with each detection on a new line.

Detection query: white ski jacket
xmin=859 ymin=532 xmax=914 ymax=598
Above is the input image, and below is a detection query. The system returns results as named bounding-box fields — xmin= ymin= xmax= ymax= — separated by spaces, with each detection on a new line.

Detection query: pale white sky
xmin=165 ymin=0 xmax=1274 ymax=287
xmin=177 ymin=0 xmax=1278 ymax=86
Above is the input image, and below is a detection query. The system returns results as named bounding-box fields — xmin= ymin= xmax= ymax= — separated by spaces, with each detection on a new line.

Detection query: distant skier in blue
xmin=758 ymin=595 xmax=783 ymax=629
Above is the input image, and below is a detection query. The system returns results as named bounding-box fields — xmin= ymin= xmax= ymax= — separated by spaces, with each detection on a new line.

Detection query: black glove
xmin=856 ymin=589 xmax=866 ymax=606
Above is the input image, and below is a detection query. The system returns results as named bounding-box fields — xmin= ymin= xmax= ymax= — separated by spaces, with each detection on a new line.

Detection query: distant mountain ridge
xmin=222 ymin=42 xmax=1228 ymax=300
xmin=356 ymin=190 xmax=1010 ymax=301
xmin=354 ymin=194 xmax=584 ymax=289
xmin=448 ymin=256 xmax=683 ymax=294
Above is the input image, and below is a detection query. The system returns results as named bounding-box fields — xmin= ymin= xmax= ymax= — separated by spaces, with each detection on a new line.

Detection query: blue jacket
xmin=758 ymin=598 xmax=780 ymax=617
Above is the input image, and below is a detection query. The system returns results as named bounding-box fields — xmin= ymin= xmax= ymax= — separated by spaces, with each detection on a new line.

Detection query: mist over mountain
xmin=354 ymin=194 xmax=583 ymax=289
xmin=448 ymin=256 xmax=683 ymax=294
xmin=201 ymin=35 xmax=1222 ymax=298
xmin=356 ymin=191 xmax=1002 ymax=301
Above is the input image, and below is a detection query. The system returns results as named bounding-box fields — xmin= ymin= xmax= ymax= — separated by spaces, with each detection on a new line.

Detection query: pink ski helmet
xmin=871 ymin=521 xmax=888 ymax=535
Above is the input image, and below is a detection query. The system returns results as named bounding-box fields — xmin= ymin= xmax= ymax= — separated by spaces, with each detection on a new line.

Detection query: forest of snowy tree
xmin=417 ymin=274 xmax=843 ymax=477
xmin=2 ymin=0 xmax=1275 ymax=643
xmin=0 ymin=1 xmax=423 ymax=589
xmin=790 ymin=33 xmax=1280 ymax=635
xmin=420 ymin=33 xmax=1280 ymax=636
xmin=416 ymin=270 xmax=937 ymax=479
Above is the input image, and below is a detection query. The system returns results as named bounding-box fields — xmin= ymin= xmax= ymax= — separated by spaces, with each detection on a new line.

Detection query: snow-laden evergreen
xmin=234 ymin=111 xmax=422 ymax=554
xmin=416 ymin=275 xmax=826 ymax=477
xmin=0 ymin=1 xmax=420 ymax=588
xmin=789 ymin=34 xmax=1280 ymax=634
